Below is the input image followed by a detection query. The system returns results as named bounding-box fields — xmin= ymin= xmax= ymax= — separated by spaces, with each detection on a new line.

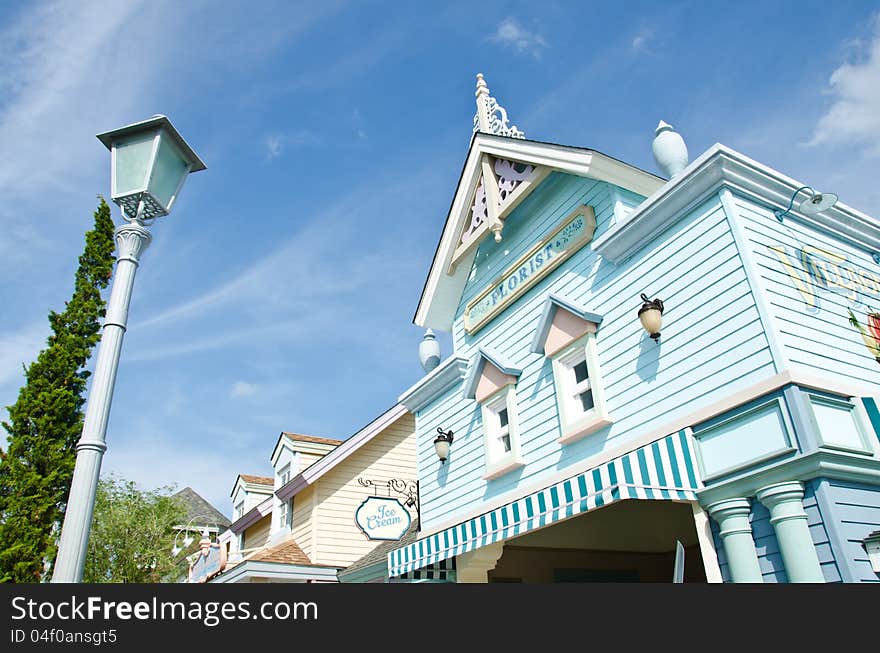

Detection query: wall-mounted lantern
xmin=638 ymin=293 xmax=665 ymax=341
xmin=864 ymin=530 xmax=880 ymax=573
xmin=775 ymin=185 xmax=837 ymax=223
xmin=434 ymin=427 xmax=454 ymax=464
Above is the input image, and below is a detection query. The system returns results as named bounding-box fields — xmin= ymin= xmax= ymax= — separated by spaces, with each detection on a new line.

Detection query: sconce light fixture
xmin=864 ymin=530 xmax=880 ymax=573
xmin=775 ymin=185 xmax=838 ymax=222
xmin=638 ymin=293 xmax=665 ymax=341
xmin=434 ymin=427 xmax=454 ymax=464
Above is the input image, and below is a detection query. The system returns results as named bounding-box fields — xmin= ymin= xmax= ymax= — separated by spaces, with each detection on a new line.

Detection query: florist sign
xmin=463 ymin=205 xmax=597 ymax=334
xmin=355 ymin=497 xmax=411 ymax=541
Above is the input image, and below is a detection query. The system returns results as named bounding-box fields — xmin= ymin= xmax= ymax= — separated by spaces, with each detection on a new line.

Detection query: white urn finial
xmin=652 ymin=120 xmax=689 ymax=178
xmin=418 ymin=329 xmax=441 ymax=373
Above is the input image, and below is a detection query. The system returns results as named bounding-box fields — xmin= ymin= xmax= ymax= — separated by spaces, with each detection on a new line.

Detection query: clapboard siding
xmin=243 ymin=514 xmax=272 ymax=552
xmin=749 ymin=500 xmax=788 ymax=583
xmin=817 ymin=478 xmax=880 ymax=582
xmin=313 ymin=413 xmax=416 ymax=567
xmin=290 ymin=486 xmax=315 ymax=561
xmin=732 ymin=193 xmax=880 ymax=385
xmin=416 ymin=175 xmax=775 ymax=531
xmin=804 ymin=481 xmax=843 ymax=583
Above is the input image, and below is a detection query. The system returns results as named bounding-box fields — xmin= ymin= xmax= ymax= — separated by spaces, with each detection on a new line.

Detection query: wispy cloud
xmin=265 ymin=130 xmax=319 ymax=160
xmin=631 ymin=28 xmax=653 ymax=53
xmin=489 ymin=18 xmax=547 ymax=57
xmin=0 ymin=321 xmax=47 ymax=386
xmin=230 ymin=381 xmax=258 ymax=398
xmin=809 ymin=14 xmax=880 ymax=155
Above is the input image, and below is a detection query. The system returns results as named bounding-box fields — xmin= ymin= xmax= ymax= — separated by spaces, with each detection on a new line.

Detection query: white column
xmin=52 ymin=220 xmax=152 ymax=583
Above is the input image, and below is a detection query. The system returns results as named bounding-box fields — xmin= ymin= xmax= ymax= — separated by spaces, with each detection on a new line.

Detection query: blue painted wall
xmin=813 ymin=478 xmax=880 ymax=582
xmin=416 ymin=173 xmax=776 ymax=532
xmin=730 ymin=192 xmax=880 ymax=385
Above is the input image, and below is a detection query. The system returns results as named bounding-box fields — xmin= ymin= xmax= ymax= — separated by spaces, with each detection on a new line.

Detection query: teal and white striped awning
xmin=388 ymin=431 xmax=700 ymax=578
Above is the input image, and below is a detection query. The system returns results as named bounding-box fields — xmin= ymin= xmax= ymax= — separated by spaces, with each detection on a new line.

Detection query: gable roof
xmin=461 ymin=347 xmax=522 ymax=399
xmin=239 ymin=474 xmax=273 ymax=486
xmin=173 ymin=487 xmax=230 ymax=529
xmin=276 ymin=404 xmax=410 ymax=502
xmin=270 ymin=431 xmax=342 ymax=467
xmin=280 ymin=432 xmax=343 ymax=446
xmin=530 ymin=293 xmax=604 ymax=354
xmin=413 ymin=132 xmax=665 ymax=332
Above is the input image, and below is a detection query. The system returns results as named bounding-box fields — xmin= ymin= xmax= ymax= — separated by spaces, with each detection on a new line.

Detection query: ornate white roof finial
xmin=473 ymin=73 xmax=525 ymax=139
xmin=652 ymin=120 xmax=689 ymax=178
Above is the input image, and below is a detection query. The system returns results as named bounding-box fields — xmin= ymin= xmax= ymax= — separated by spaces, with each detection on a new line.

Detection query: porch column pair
xmin=706 ymin=481 xmax=823 ymax=583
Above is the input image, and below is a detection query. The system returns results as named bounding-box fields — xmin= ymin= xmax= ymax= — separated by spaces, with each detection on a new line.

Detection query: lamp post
xmin=52 ymin=115 xmax=205 ymax=583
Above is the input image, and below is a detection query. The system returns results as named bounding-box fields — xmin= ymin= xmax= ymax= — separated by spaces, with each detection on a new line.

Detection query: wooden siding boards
xmin=817 ymin=478 xmax=880 ymax=582
xmin=417 ymin=172 xmax=776 ymax=532
xmin=290 ymin=485 xmax=314 ymax=561
xmin=731 ymin=192 xmax=880 ymax=385
xmin=243 ymin=514 xmax=271 ymax=552
xmin=313 ymin=413 xmax=416 ymax=568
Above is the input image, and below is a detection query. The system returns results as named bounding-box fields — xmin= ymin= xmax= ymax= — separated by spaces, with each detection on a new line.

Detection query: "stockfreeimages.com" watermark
xmin=10 ymin=595 xmax=318 ymax=628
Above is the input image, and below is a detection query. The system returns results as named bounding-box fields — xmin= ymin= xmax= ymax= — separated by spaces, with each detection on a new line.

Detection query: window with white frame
xmin=551 ymin=333 xmax=610 ymax=444
xmin=480 ymin=385 xmax=524 ymax=479
xmin=278 ymin=498 xmax=291 ymax=530
xmin=234 ymin=500 xmax=245 ymax=519
xmin=278 ymin=463 xmax=291 ymax=487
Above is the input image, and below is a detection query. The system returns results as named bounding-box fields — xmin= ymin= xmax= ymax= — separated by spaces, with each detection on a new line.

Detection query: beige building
xmin=213 ymin=405 xmax=416 ymax=583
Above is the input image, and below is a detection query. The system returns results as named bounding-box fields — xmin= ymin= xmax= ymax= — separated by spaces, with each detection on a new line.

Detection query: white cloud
xmin=631 ymin=29 xmax=653 ymax=53
xmin=810 ymin=15 xmax=880 ymax=155
xmin=266 ymin=135 xmax=284 ymax=159
xmin=490 ymin=18 xmax=547 ymax=57
xmin=0 ymin=321 xmax=48 ymax=386
xmin=230 ymin=381 xmax=258 ymax=398
xmin=265 ymin=130 xmax=319 ymax=160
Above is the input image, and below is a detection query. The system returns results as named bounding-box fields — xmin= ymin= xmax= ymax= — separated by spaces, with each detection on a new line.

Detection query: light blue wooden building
xmin=384 ymin=75 xmax=880 ymax=583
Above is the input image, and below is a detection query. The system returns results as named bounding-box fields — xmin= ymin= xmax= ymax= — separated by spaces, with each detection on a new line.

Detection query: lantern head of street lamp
xmin=97 ymin=114 xmax=206 ymax=223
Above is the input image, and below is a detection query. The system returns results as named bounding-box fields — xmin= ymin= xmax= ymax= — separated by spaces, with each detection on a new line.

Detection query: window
xmin=480 ymin=385 xmax=524 ymax=480
xmin=551 ymin=333 xmax=610 ymax=444
xmin=278 ymin=499 xmax=291 ymax=530
xmin=278 ymin=463 xmax=291 ymax=487
xmin=234 ymin=501 xmax=245 ymax=519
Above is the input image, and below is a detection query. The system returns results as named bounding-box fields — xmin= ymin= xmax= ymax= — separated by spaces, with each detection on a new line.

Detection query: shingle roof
xmin=239 ymin=474 xmax=274 ymax=486
xmin=172 ymin=487 xmax=230 ymax=529
xmin=248 ymin=538 xmax=337 ymax=567
xmin=339 ymin=520 xmax=420 ymax=578
xmin=280 ymin=432 xmax=343 ymax=446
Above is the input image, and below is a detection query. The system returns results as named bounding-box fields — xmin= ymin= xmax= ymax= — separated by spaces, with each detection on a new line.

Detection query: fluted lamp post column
xmin=52 ymin=115 xmax=206 ymax=583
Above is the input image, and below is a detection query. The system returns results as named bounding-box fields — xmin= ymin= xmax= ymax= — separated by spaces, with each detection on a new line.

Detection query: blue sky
xmin=1 ymin=1 xmax=878 ymax=516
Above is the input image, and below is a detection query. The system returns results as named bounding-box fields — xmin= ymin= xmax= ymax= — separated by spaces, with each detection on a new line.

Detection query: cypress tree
xmin=0 ymin=198 xmax=116 ymax=582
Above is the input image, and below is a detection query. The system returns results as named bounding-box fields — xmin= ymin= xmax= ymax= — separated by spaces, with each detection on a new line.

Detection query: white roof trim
xmin=229 ymin=496 xmax=273 ymax=534
xmin=593 ymin=143 xmax=880 ymax=263
xmin=276 ymin=404 xmax=409 ymax=502
xmin=413 ymin=133 xmax=664 ymax=332
xmin=461 ymin=347 xmax=522 ymax=400
xmin=398 ymin=356 xmax=470 ymax=413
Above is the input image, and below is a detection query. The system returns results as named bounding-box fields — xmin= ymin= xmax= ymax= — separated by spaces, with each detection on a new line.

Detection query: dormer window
xmin=235 ymin=501 xmax=245 ymax=519
xmin=531 ymin=294 xmax=612 ymax=445
xmin=278 ymin=463 xmax=291 ymax=487
xmin=463 ymin=347 xmax=525 ymax=480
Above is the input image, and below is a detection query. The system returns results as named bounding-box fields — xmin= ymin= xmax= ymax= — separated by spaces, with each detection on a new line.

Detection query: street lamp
xmin=52 ymin=116 xmax=205 ymax=583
